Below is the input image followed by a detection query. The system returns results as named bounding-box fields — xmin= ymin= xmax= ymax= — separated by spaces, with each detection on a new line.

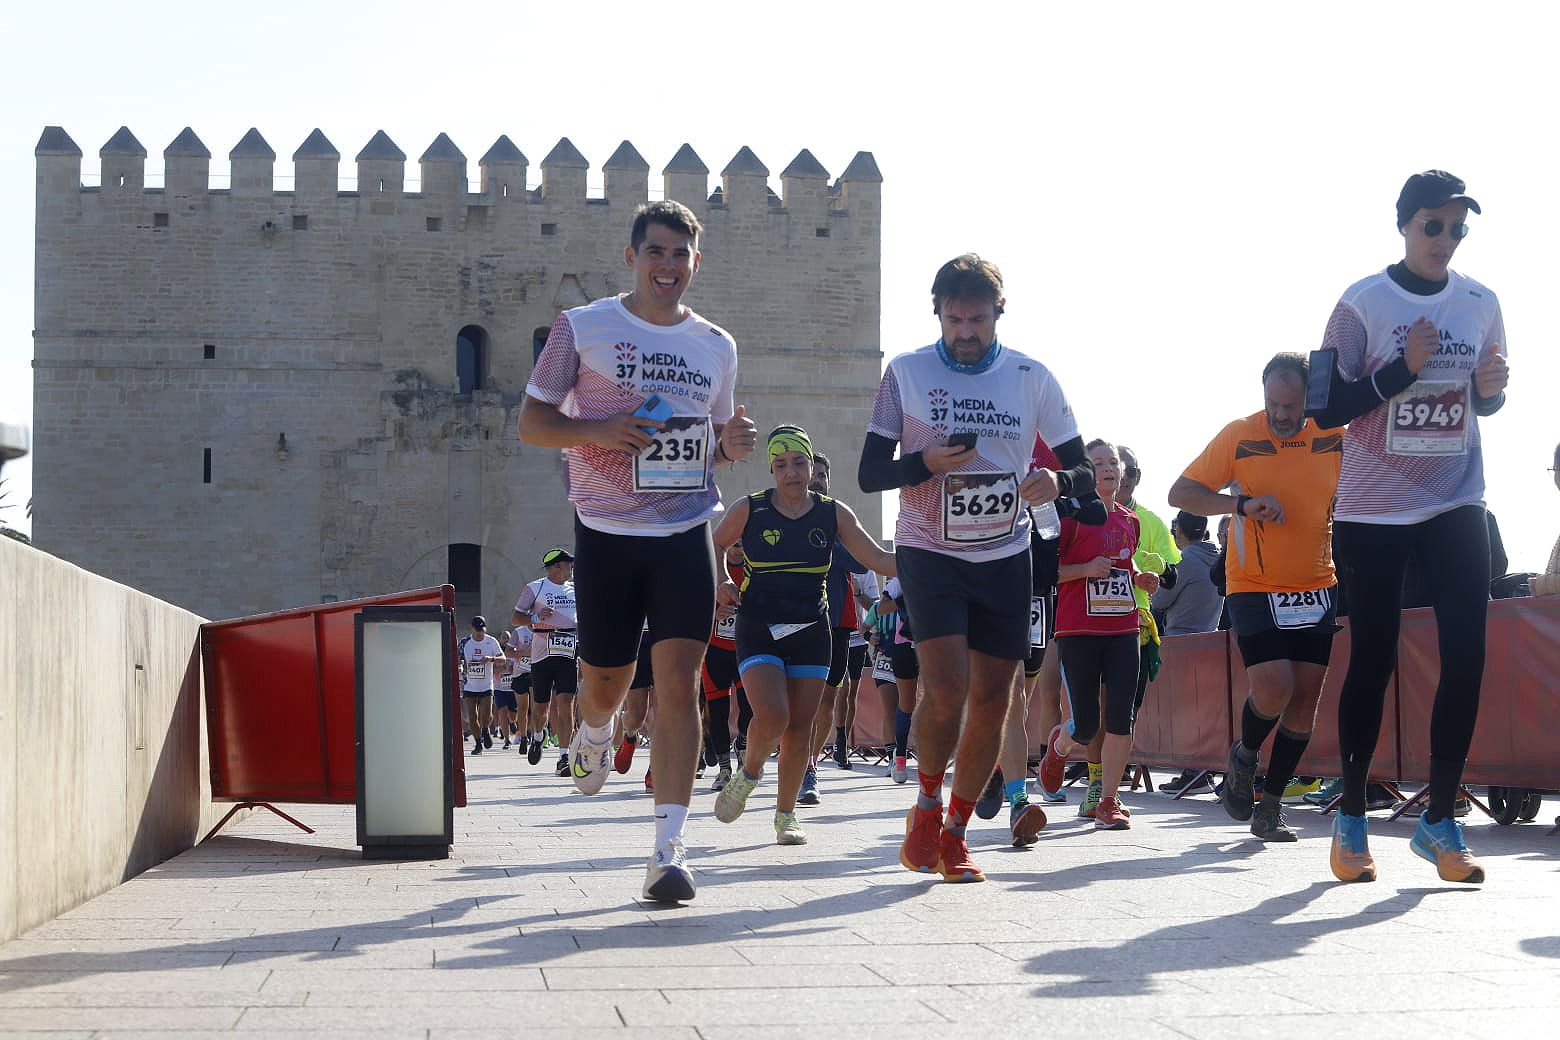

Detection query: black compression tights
xmin=1334 ymin=504 xmax=1489 ymax=820
xmin=1059 ymin=633 xmax=1140 ymax=741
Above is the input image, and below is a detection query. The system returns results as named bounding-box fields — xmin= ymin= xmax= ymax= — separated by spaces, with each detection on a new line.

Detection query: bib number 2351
xmin=633 ymin=416 xmax=711 ymax=492
xmin=942 ymin=472 xmax=1020 ymax=544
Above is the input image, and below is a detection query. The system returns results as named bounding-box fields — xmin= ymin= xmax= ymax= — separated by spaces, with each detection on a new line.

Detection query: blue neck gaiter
xmin=935 ymin=336 xmax=1003 ymax=376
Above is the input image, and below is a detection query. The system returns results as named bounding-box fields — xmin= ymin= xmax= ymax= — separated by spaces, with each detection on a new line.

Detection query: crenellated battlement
xmin=34 ymin=125 xmax=881 ymax=218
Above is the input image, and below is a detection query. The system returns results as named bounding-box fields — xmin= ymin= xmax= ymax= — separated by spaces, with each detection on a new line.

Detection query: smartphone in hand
xmin=633 ymin=393 xmax=673 ymax=435
xmin=1304 ymin=351 xmax=1335 ymax=415
xmin=948 ymin=431 xmax=978 ymax=451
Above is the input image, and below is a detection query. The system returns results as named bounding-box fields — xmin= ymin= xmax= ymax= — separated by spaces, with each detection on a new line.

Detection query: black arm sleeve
xmin=1473 ymin=388 xmax=1506 ymax=417
xmin=1308 ymin=356 xmax=1417 ymax=429
xmin=857 ymin=432 xmax=933 ymax=493
xmin=1049 ymin=436 xmax=1095 ymax=499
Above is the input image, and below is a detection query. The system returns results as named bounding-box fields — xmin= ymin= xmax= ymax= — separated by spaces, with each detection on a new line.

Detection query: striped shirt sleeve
xmin=526 ymin=314 xmax=579 ymax=405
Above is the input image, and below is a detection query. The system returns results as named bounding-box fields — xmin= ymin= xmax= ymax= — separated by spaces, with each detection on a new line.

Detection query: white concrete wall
xmin=0 ymin=536 xmax=225 ymax=941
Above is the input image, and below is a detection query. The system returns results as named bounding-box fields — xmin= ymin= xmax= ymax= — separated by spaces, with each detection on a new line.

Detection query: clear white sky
xmin=2 ymin=2 xmax=1556 ymax=571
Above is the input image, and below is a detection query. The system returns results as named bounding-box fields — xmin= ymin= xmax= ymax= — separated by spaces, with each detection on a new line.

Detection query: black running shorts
xmin=1226 ymin=589 xmax=1338 ymax=668
xmin=888 ymin=640 xmax=919 ymax=681
xmin=573 ymin=515 xmax=717 ymax=668
xmin=826 ymin=626 xmax=854 ymax=687
xmin=492 ymin=686 xmax=518 ymax=712
xmin=530 ymin=654 xmax=578 ymax=705
xmin=702 ymin=644 xmax=739 ymax=698
xmin=895 ymin=544 xmax=1031 ymax=660
xmin=846 ymin=642 xmax=868 ymax=682
xmin=510 ymin=672 xmax=531 ymax=696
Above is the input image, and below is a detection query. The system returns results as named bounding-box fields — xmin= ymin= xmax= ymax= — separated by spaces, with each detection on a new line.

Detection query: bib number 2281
xmin=942 ymin=472 xmax=1020 ymax=544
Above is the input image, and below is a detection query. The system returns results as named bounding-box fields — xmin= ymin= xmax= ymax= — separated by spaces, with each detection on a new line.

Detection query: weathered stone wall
xmin=32 ymin=127 xmax=883 ymax=623
xmin=0 ymin=536 xmax=224 ymax=942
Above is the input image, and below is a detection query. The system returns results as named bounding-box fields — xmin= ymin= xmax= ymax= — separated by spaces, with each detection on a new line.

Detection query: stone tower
xmin=31 ymin=126 xmax=883 ymax=623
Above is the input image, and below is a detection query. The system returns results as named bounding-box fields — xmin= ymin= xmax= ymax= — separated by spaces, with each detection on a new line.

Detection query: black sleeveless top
xmin=739 ymin=489 xmax=838 ymax=623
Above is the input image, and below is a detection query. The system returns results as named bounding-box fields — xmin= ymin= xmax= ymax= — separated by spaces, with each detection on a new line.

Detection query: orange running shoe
xmin=1038 ymin=725 xmax=1068 ymax=794
xmin=1329 ymin=812 xmax=1376 ymax=883
xmin=900 ymin=805 xmax=942 ymax=874
xmin=643 ymin=769 xmax=654 ymax=793
xmin=1410 ymin=815 xmax=1484 ymax=884
xmin=614 ymin=734 xmax=637 ymax=774
xmin=936 ymin=830 xmax=985 ymax=883
xmin=1094 ymin=796 xmax=1131 ymax=830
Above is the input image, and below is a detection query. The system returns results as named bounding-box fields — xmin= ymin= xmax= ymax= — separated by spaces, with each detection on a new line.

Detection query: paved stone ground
xmin=3 ymin=744 xmax=1558 ymax=1039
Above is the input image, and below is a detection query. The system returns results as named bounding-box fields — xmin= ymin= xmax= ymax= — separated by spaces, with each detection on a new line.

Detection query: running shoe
xmin=1329 ymin=812 xmax=1376 ymax=883
xmin=502 ymin=736 xmax=511 ymax=749
xmin=614 ymin=734 xmax=637 ymax=774
xmin=644 ymin=769 xmax=654 ymax=793
xmin=936 ymin=830 xmax=985 ymax=883
xmin=711 ymin=765 xmax=732 ymax=792
xmin=569 ymin=723 xmax=614 ymax=795
xmin=642 ymin=837 xmax=695 ymax=903
xmin=1283 ymin=778 xmax=1321 ymax=799
xmin=891 ymin=756 xmax=909 ymax=784
xmin=1251 ymin=797 xmax=1298 ymax=842
xmin=900 ymin=805 xmax=942 ymax=874
xmin=518 ymin=732 xmax=530 ymax=756
xmin=1410 ymin=815 xmax=1485 ymax=884
xmin=1037 ymin=785 xmax=1066 ymax=804
xmin=713 ymin=769 xmax=758 ymax=823
xmin=797 ymin=767 xmax=820 ymax=805
xmin=1162 ymin=770 xmax=1213 ymax=795
xmin=527 ymin=734 xmax=543 ymax=765
xmin=1365 ymin=783 xmax=1399 ymax=811
xmin=470 ymin=740 xmax=483 ymax=756
xmin=1221 ymin=741 xmax=1258 ymax=822
xmin=1078 ymin=779 xmax=1103 ymax=819
xmin=703 ymin=738 xmax=718 ymax=769
xmin=482 ymin=731 xmax=493 ymax=750
xmin=832 ymin=741 xmax=850 ymax=770
xmin=1094 ymin=796 xmax=1131 ymax=830
xmin=976 ymin=768 xmax=1004 ymax=821
xmin=1009 ymin=799 xmax=1047 ymax=847
xmin=1303 ymin=777 xmax=1342 ymax=807
xmin=1038 ymin=725 xmax=1067 ymax=794
xmin=774 ymin=810 xmax=808 ymax=845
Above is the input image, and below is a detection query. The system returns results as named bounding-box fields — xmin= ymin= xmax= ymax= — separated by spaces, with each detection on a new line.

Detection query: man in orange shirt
xmin=1169 ymin=353 xmax=1343 ymax=845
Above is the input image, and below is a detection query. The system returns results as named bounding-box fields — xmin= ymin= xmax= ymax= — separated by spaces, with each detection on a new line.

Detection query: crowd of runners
xmin=457 ymin=169 xmax=1517 ymax=902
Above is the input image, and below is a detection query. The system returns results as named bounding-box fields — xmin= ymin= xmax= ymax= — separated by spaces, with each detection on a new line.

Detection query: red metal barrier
xmin=201 ymin=586 xmax=467 ymax=808
xmin=1135 ymin=630 xmax=1231 ymax=772
xmin=1397 ymin=597 xmax=1560 ymax=789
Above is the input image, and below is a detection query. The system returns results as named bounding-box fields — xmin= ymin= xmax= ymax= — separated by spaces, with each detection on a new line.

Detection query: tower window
xmin=293 ymin=214 xmax=308 ymax=230
xmin=456 ymin=325 xmax=489 ymax=396
xmin=202 ymin=448 xmax=212 ymax=484
xmin=532 ymin=326 xmax=551 ymax=364
xmin=203 ymin=344 xmax=215 ymax=360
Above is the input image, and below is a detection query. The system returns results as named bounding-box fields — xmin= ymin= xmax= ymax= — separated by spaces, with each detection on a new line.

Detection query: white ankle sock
xmin=653 ymin=803 xmax=689 ymax=847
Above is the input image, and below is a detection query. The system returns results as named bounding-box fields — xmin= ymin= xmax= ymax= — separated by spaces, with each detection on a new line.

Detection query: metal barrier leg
xmin=201 ymin=802 xmax=316 ymax=843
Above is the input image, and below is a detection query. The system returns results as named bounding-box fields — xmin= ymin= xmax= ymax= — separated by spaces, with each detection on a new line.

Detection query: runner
xmin=1116 ymin=447 xmax=1176 ymax=725
xmin=881 ymin=578 xmax=920 ymax=784
xmin=984 ymin=434 xmax=1066 ymax=846
xmin=1169 ymin=352 xmax=1343 ymax=842
xmin=1038 ymin=440 xmax=1154 ymax=830
xmin=518 ymin=200 xmax=757 ymax=902
xmin=492 ymin=630 xmax=521 ymax=748
xmin=859 ymin=254 xmax=1093 ymax=882
xmin=459 ymin=616 xmax=505 ymax=756
xmin=702 ymin=539 xmax=748 ymax=791
xmin=835 ymin=566 xmax=880 ymax=768
xmin=1308 ymin=170 xmax=1509 ymax=884
xmin=504 ymin=626 xmax=536 ymax=757
xmin=512 ymin=549 xmax=580 ymax=776
xmin=712 ymin=425 xmax=896 ymax=845
xmin=860 ymin=588 xmax=902 ymax=775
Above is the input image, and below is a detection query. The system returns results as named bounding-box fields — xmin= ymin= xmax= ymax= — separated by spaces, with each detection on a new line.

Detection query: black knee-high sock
xmin=1262 ymin=727 xmax=1312 ymax=798
xmin=894 ymin=708 xmax=913 ymax=759
xmin=707 ymin=702 xmax=732 ymax=761
xmin=1240 ymin=700 xmax=1280 ymax=753
xmin=1425 ymin=757 xmax=1464 ymax=823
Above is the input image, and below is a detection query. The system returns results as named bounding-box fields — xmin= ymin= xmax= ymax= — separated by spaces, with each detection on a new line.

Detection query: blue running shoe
xmin=1329 ymin=812 xmax=1375 ymax=883
xmin=1410 ymin=814 xmax=1484 ymax=884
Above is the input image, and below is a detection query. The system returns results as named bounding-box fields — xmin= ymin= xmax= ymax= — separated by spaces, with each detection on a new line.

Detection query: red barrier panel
xmin=1133 ymin=630 xmax=1231 ymax=771
xmin=1397 ymin=596 xmax=1560 ymax=789
xmin=201 ymin=586 xmax=467 ymax=807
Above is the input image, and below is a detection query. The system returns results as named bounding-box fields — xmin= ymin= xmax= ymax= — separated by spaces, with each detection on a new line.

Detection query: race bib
xmin=768 ymin=621 xmax=817 ymax=641
xmin=1086 ymin=568 xmax=1136 ymax=616
xmin=633 ymin=415 xmax=712 ymax=491
xmin=1029 ymin=596 xmax=1048 ymax=648
xmin=545 ymin=631 xmax=578 ymax=658
xmin=715 ymin=611 xmax=737 ymax=641
xmin=1385 ymin=381 xmax=1470 ymax=456
xmin=1269 ymin=588 xmax=1330 ymax=630
xmin=871 ymin=650 xmax=895 ymax=683
xmin=942 ymin=472 xmax=1020 ymax=544
xmin=466 ymin=660 xmax=488 ymax=679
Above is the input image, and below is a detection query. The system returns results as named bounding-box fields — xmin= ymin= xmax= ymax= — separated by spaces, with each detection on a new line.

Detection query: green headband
xmin=767 ymin=427 xmax=814 ymax=467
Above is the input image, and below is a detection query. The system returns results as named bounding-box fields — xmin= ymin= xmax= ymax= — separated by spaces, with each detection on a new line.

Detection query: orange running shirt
xmin=1180 ymin=412 xmax=1342 ymax=595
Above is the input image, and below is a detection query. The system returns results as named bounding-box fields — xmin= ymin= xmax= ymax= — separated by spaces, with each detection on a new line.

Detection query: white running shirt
xmin=461 ymin=634 xmax=504 ymax=693
xmin=514 ymin=578 xmax=579 ymax=664
xmin=869 ymin=343 xmax=1080 ymax=562
xmin=1323 ymin=268 xmax=1505 ymax=525
xmin=527 ymin=295 xmax=738 ymax=536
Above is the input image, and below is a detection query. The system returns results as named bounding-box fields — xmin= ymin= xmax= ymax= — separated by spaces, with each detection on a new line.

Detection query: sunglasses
xmin=1413 ymin=217 xmax=1470 ymax=240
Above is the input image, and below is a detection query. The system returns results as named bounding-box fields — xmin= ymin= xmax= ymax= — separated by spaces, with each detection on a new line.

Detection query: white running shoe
xmin=569 ymin=722 xmax=614 ymax=796
xmin=642 ymin=838 xmax=695 ymax=903
xmin=891 ymin=756 xmax=909 ymax=784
